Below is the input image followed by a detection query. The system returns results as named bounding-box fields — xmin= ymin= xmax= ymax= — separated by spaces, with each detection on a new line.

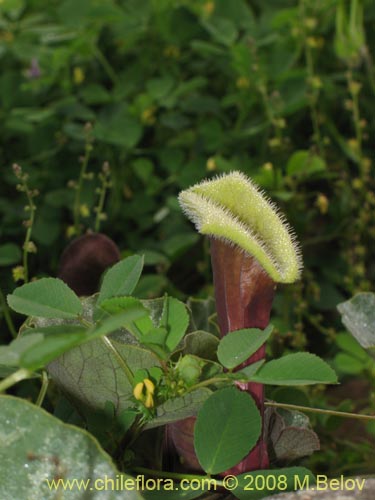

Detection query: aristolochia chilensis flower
xmin=169 ymin=171 xmax=302 ymax=474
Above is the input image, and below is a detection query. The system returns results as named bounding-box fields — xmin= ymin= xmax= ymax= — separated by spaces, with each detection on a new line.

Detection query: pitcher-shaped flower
xmin=171 ymin=171 xmax=302 ymax=473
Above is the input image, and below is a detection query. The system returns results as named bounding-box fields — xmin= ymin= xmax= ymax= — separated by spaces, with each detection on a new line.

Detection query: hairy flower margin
xmin=178 ymin=171 xmax=302 ymax=283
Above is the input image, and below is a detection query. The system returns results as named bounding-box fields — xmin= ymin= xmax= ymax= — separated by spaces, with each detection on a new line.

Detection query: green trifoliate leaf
xmin=218 ymin=325 xmax=273 ymax=369
xmin=249 ymin=353 xmax=338 ymax=385
xmin=7 ymin=278 xmax=82 ymax=319
xmin=178 ymin=171 xmax=302 ymax=283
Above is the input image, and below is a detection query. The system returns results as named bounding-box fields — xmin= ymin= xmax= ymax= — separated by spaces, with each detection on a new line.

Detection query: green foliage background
xmin=1 ymin=0 xmax=375 ymax=476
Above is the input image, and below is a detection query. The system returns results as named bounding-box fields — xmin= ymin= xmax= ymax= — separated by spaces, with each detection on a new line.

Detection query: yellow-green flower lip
xmin=178 ymin=171 xmax=302 ymax=283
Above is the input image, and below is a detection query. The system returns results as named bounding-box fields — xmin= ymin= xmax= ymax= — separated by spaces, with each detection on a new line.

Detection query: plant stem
xmin=22 ymin=181 xmax=36 ymax=284
xmin=185 ymin=376 xmax=233 ymax=393
xmin=133 ymin=466 xmax=224 ymax=486
xmin=266 ymin=401 xmax=375 ymax=421
xmin=210 ymin=239 xmax=275 ymax=474
xmin=73 ymin=143 xmax=92 ymax=235
xmin=101 ymin=336 xmax=134 ymax=386
xmin=0 ymin=368 xmax=33 ymax=392
xmin=0 ymin=287 xmax=17 ymax=338
xmin=93 ymin=45 xmax=118 ymax=86
xmin=35 ymin=370 xmax=49 ymax=407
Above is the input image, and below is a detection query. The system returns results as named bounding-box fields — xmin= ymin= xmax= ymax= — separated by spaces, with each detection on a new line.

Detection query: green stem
xmin=185 ymin=376 xmax=234 ymax=393
xmin=266 ymin=401 xmax=375 ymax=421
xmin=0 ymin=287 xmax=17 ymax=338
xmin=0 ymin=368 xmax=33 ymax=392
xmin=101 ymin=336 xmax=134 ymax=386
xmin=93 ymin=45 xmax=118 ymax=86
xmin=94 ymin=182 xmax=107 ymax=233
xmin=22 ymin=185 xmax=36 ymax=284
xmin=73 ymin=144 xmax=92 ymax=235
xmin=35 ymin=370 xmax=49 ymax=407
xmin=133 ymin=466 xmax=224 ymax=486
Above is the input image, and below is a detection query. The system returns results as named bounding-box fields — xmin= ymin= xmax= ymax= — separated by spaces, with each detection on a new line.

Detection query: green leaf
xmin=7 ymin=278 xmax=82 ymax=319
xmin=0 ymin=395 xmax=140 ymax=500
xmin=48 ymin=340 xmax=160 ymax=418
xmin=0 ymin=243 xmax=21 ymax=266
xmin=194 ymin=387 xmax=261 ymax=474
xmin=145 ymin=388 xmax=212 ymax=429
xmin=20 ymin=328 xmax=88 ymax=371
xmin=337 ymin=292 xmax=375 ymax=351
xmin=233 ymin=467 xmax=316 ymax=499
xmin=97 ymin=255 xmax=144 ymax=305
xmin=89 ymin=305 xmax=151 ymax=340
xmin=287 ymin=150 xmax=326 ymax=177
xmin=99 ymin=296 xmax=153 ymax=336
xmin=236 ymin=360 xmax=265 ymax=379
xmin=249 ymin=353 xmax=338 ymax=385
xmin=218 ymin=325 xmax=273 ymax=369
xmin=94 ymin=105 xmax=143 ymax=148
xmin=0 ymin=333 xmax=44 ymax=369
xmin=180 ymin=330 xmax=219 ymax=361
xmin=159 ymin=296 xmax=189 ymax=352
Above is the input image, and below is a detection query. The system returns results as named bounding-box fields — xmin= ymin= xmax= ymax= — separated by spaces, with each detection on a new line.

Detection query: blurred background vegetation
xmin=0 ymin=0 xmax=374 ymax=476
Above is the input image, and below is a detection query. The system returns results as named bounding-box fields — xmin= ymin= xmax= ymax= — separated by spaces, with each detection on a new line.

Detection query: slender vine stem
xmin=93 ymin=45 xmax=118 ymax=85
xmin=35 ymin=370 xmax=49 ymax=407
xmin=266 ymin=401 xmax=375 ymax=421
xmin=0 ymin=287 xmax=17 ymax=337
xmin=73 ymin=137 xmax=93 ymax=235
xmin=0 ymin=368 xmax=33 ymax=393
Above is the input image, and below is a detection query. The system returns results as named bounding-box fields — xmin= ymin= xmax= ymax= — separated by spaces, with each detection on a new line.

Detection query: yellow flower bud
xmin=144 ymin=392 xmax=154 ymax=408
xmin=73 ymin=67 xmax=85 ymax=85
xmin=12 ymin=266 xmax=25 ymax=282
xmin=143 ymin=378 xmax=155 ymax=395
xmin=133 ymin=382 xmax=144 ymax=401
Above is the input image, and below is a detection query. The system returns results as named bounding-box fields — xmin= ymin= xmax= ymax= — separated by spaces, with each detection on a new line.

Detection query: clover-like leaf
xmin=7 ymin=278 xmax=82 ymax=319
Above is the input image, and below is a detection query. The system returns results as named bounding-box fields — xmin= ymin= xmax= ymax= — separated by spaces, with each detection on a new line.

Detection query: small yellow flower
xmin=73 ymin=67 xmax=85 ymax=85
xmin=308 ymin=76 xmax=322 ymax=90
xmin=143 ymin=378 xmax=155 ymax=395
xmin=133 ymin=382 xmax=144 ymax=401
xmin=24 ymin=241 xmax=37 ymax=253
xmin=262 ymin=162 xmax=273 ymax=171
xmin=141 ymin=107 xmax=156 ymax=125
xmin=348 ymin=81 xmax=362 ymax=96
xmin=79 ymin=204 xmax=90 ymax=218
xmin=347 ymin=138 xmax=359 ymax=152
xmin=316 ymin=193 xmax=329 ymax=214
xmin=164 ymin=45 xmax=180 ymax=59
xmin=12 ymin=266 xmax=25 ymax=282
xmin=306 ymin=36 xmax=324 ymax=49
xmin=202 ymin=1 xmax=215 ymax=16
xmin=206 ymin=157 xmax=217 ymax=171
xmin=268 ymin=137 xmax=281 ymax=149
xmin=66 ymin=225 xmax=77 ymax=239
xmin=304 ymin=17 xmax=317 ymax=30
xmin=133 ymin=378 xmax=155 ymax=408
xmin=236 ymin=76 xmax=250 ymax=89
